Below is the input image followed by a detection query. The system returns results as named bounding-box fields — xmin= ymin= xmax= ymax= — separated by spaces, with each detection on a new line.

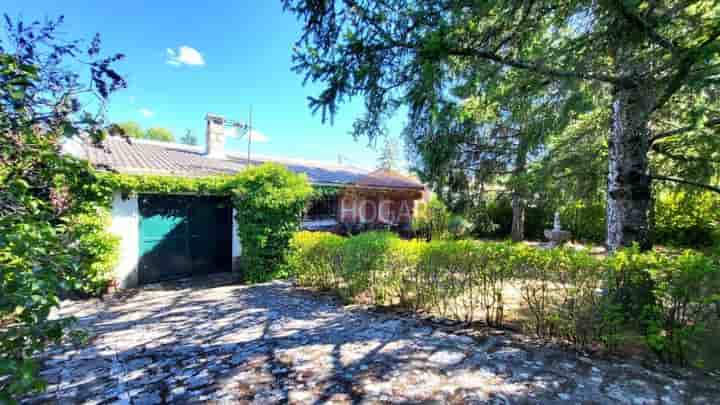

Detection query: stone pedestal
xmin=544 ymin=229 xmax=572 ymax=247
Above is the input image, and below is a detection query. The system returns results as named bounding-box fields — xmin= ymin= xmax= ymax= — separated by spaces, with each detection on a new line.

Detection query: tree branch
xmin=651 ymin=175 xmax=720 ymax=194
xmin=611 ymin=0 xmax=679 ymax=52
xmin=650 ymin=118 xmax=720 ymax=144
xmin=446 ymin=47 xmax=627 ymax=86
xmin=653 ymin=28 xmax=720 ymax=112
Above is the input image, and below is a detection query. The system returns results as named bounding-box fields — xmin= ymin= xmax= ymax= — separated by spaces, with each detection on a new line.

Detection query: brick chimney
xmin=205 ymin=113 xmax=225 ymax=158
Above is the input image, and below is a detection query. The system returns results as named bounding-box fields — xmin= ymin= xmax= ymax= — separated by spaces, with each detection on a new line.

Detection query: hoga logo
xmin=340 ymin=198 xmax=412 ymax=224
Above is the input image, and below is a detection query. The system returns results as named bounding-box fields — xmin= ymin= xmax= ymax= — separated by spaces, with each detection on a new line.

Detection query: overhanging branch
xmin=650 ymin=118 xmax=720 ymax=144
xmin=446 ymin=47 xmax=626 ymax=86
xmin=651 ymin=175 xmax=720 ymax=194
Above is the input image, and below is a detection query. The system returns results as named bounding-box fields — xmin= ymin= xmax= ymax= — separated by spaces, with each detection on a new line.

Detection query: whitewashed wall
xmin=232 ymin=209 xmax=242 ymax=272
xmin=109 ymin=193 xmax=139 ymax=288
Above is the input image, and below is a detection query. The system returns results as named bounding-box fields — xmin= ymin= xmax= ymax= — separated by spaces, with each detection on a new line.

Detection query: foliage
xmin=644 ymin=251 xmax=720 ymax=366
xmin=288 ymin=231 xmax=720 ymax=365
xmin=287 ymin=231 xmax=345 ymax=291
xmin=229 ymin=163 xmax=313 ymax=282
xmin=447 ymin=215 xmax=473 ymax=239
xmin=64 ymin=209 xmax=120 ymax=296
xmin=179 ymin=129 xmax=198 ymax=146
xmin=377 ymin=136 xmax=401 ymax=171
xmin=653 ymin=190 xmax=720 ymax=247
xmin=412 ymin=197 xmax=450 ymax=240
xmin=605 ymin=246 xmax=658 ymax=321
xmin=116 ymin=121 xmax=143 ymax=138
xmin=114 ymin=122 xmax=179 ymax=143
xmin=0 ymin=15 xmax=124 ymax=400
xmin=144 ymin=127 xmax=174 ymax=142
xmin=99 ymin=172 xmax=237 ymax=198
xmin=284 ymin=0 xmax=720 ymax=250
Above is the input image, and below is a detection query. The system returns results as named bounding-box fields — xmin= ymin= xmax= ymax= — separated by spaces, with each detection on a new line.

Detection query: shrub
xmin=287 ymin=231 xmax=720 ymax=364
xmin=605 ymin=246 xmax=658 ymax=323
xmin=447 ymin=215 xmax=473 ymax=239
xmin=229 ymin=163 xmax=313 ymax=282
xmin=287 ymin=231 xmax=345 ymax=290
xmin=64 ymin=209 xmax=120 ymax=296
xmin=340 ymin=231 xmax=400 ymax=303
xmin=654 ymin=191 xmax=719 ymax=247
xmin=644 ymin=251 xmax=720 ymax=365
xmin=412 ymin=197 xmax=451 ymax=240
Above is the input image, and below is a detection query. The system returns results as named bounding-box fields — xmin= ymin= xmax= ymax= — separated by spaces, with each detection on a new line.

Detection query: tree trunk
xmin=511 ymin=195 xmax=525 ymax=242
xmin=606 ymin=84 xmax=654 ymax=251
xmin=510 ymin=136 xmax=529 ymax=242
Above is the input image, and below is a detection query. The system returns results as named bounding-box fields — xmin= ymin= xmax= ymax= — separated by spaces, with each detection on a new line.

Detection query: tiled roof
xmin=76 ymin=137 xmax=424 ymax=190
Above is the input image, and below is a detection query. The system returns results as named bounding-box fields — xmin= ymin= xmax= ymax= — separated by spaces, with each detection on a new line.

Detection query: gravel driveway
xmin=24 ymin=276 xmax=718 ymax=404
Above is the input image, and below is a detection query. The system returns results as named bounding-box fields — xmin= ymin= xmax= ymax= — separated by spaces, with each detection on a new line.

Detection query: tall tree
xmin=284 ymin=0 xmax=720 ymax=250
xmin=145 ymin=127 xmax=174 ymax=142
xmin=116 ymin=121 xmax=143 ymax=138
xmin=1 ymin=15 xmax=124 ymax=398
xmin=179 ymin=128 xmax=198 ymax=145
xmin=377 ymin=136 xmax=401 ymax=170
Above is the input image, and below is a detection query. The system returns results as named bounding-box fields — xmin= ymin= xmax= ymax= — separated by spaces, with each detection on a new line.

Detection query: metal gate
xmin=138 ymin=195 xmax=232 ymax=284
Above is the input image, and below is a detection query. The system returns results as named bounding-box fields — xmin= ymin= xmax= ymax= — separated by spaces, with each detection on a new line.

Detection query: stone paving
xmin=24 ymin=276 xmax=719 ymax=404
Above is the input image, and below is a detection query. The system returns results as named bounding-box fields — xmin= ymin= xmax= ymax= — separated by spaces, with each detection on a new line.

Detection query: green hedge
xmin=478 ymin=191 xmax=719 ymax=247
xmin=287 ymin=231 xmax=720 ymax=366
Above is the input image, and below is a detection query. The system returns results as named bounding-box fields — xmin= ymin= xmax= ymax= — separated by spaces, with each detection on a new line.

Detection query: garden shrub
xmin=644 ymin=251 xmax=720 ymax=365
xmin=63 ymin=209 xmax=120 ymax=296
xmin=287 ymin=231 xmax=345 ymax=291
xmin=447 ymin=215 xmax=473 ymax=239
xmin=412 ymin=197 xmax=451 ymax=240
xmin=340 ymin=231 xmax=400 ymax=303
xmin=604 ymin=246 xmax=658 ymax=324
xmin=414 ymin=240 xmax=473 ymax=318
xmin=286 ymin=231 xmax=720 ymax=365
xmin=229 ymin=163 xmax=313 ymax=282
xmin=653 ymin=191 xmax=720 ymax=247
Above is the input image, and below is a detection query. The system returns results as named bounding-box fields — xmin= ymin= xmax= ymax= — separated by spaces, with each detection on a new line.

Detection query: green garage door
xmin=139 ymin=195 xmax=233 ymax=285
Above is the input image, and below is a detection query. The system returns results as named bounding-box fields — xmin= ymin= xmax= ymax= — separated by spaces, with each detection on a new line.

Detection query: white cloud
xmin=139 ymin=108 xmax=153 ymax=118
xmin=166 ymin=46 xmax=205 ymax=66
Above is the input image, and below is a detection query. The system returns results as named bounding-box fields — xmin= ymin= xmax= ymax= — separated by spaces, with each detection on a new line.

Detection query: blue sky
xmin=4 ymin=1 xmax=406 ymax=169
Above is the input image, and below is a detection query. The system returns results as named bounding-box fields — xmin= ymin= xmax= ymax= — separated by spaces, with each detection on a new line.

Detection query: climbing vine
xmin=100 ymin=164 xmax=315 ymax=282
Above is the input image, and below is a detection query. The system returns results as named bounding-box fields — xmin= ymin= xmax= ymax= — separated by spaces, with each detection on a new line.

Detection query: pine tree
xmin=284 ymin=0 xmax=720 ymax=250
xmin=377 ymin=136 xmax=400 ymax=170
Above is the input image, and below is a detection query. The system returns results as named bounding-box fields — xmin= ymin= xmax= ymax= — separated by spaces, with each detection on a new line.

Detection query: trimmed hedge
xmin=287 ymin=231 xmax=720 ymax=366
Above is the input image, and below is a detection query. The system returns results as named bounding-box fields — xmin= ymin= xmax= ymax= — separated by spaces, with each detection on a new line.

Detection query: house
xmin=68 ymin=113 xmax=425 ymax=288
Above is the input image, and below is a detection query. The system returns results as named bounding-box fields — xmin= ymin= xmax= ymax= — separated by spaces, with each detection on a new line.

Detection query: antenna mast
xmin=247 ymin=105 xmax=252 ymax=165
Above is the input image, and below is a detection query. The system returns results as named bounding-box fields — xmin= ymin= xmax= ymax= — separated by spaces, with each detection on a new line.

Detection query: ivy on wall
xmin=99 ymin=163 xmax=315 ymax=282
xmin=227 ymin=164 xmax=314 ymax=281
xmin=99 ymin=173 xmax=238 ymax=198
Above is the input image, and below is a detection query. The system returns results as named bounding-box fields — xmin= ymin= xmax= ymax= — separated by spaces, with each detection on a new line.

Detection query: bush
xmin=447 ymin=215 xmax=473 ymax=239
xmin=229 ymin=163 xmax=313 ymax=282
xmin=644 ymin=251 xmax=720 ymax=365
xmin=287 ymin=231 xmax=345 ymax=291
xmin=287 ymin=232 xmax=720 ymax=364
xmin=654 ymin=191 xmax=719 ymax=247
xmin=412 ymin=197 xmax=451 ymax=240
xmin=64 ymin=209 xmax=120 ymax=296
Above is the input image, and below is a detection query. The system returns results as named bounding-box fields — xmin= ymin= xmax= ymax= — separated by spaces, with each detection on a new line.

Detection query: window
xmin=304 ymin=195 xmax=338 ymax=221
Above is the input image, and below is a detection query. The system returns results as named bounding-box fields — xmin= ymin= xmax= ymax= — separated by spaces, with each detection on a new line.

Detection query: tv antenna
xmin=223 ymin=105 xmax=253 ymax=166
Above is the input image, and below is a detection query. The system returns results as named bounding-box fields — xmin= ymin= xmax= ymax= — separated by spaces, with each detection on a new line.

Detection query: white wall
xmin=110 ymin=193 xmax=139 ymax=288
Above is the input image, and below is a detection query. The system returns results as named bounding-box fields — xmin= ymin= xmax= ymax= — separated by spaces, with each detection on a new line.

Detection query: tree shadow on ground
xmin=25 ymin=276 xmax=720 ymax=404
